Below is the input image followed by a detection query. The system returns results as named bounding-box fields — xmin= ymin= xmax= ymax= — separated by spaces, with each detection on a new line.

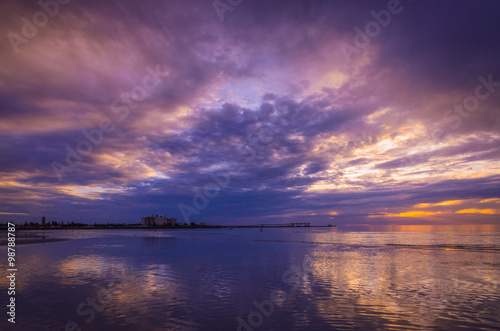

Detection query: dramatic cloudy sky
xmin=1 ymin=0 xmax=499 ymax=225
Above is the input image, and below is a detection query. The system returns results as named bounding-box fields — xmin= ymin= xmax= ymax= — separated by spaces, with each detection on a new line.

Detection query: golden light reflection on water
xmin=337 ymin=224 xmax=500 ymax=233
xmin=295 ymin=231 xmax=500 ymax=329
xmin=58 ymin=255 xmax=128 ymax=285
xmin=0 ymin=253 xmax=44 ymax=290
xmin=57 ymin=254 xmax=187 ymax=327
xmin=1 ymin=229 xmax=499 ymax=330
xmin=379 ymin=224 xmax=500 ymax=233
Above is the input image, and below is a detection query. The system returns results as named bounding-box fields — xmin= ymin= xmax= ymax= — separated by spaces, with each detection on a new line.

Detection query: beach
xmin=1 ymin=226 xmax=499 ymax=330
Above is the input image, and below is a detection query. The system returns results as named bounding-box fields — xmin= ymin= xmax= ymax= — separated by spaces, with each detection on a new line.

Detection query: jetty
xmin=226 ymin=223 xmax=335 ymax=228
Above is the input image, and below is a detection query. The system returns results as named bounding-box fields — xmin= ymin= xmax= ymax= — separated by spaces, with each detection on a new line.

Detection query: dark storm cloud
xmin=149 ymin=94 xmax=358 ymax=181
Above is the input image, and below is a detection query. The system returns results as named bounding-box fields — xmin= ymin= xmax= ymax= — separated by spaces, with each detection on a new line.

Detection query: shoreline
xmin=1 ymin=225 xmax=335 ymax=231
xmin=0 ymin=238 xmax=69 ymax=246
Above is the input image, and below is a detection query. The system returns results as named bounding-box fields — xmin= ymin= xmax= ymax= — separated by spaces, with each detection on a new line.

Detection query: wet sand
xmin=0 ymin=235 xmax=68 ymax=246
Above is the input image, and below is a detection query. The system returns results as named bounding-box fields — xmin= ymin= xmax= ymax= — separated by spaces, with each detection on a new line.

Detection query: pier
xmin=227 ymin=223 xmax=335 ymax=228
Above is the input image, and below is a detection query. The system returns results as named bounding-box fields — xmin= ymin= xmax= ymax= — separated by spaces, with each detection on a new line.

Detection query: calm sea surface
xmin=1 ymin=225 xmax=500 ymax=330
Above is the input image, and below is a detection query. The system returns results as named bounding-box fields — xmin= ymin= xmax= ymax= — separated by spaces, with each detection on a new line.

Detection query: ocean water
xmin=1 ymin=225 xmax=500 ymax=330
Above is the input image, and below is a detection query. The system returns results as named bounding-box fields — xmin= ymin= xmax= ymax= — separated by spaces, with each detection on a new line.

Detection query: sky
xmin=0 ymin=0 xmax=499 ymax=226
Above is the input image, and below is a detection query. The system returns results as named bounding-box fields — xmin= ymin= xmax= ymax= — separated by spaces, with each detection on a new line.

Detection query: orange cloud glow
xmin=455 ymin=209 xmax=498 ymax=215
xmin=415 ymin=200 xmax=466 ymax=208
xmin=376 ymin=211 xmax=443 ymax=218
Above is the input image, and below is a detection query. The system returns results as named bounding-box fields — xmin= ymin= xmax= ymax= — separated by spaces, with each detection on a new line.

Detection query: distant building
xmin=141 ymin=215 xmax=155 ymax=226
xmin=42 ymin=216 xmax=46 ymax=227
xmin=141 ymin=214 xmax=178 ymax=226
